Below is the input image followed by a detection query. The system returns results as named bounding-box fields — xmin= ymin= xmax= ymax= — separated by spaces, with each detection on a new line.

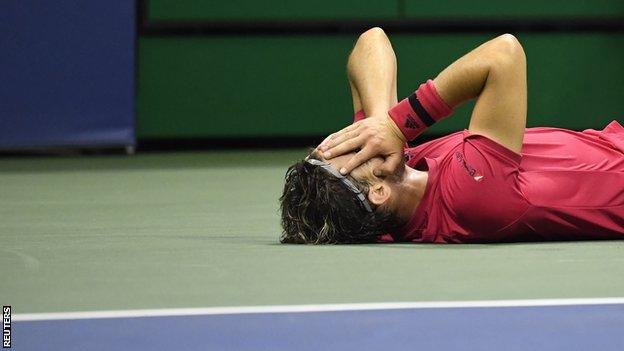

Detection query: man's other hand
xmin=318 ymin=116 xmax=406 ymax=176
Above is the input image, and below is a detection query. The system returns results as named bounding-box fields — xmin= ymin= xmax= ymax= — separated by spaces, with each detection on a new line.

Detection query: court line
xmin=13 ymin=297 xmax=624 ymax=322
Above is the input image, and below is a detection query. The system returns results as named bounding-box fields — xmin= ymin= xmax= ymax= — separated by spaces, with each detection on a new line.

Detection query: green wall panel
xmin=138 ymin=34 xmax=624 ymax=138
xmin=405 ymin=0 xmax=624 ymax=18
xmin=148 ymin=0 xmax=398 ymax=21
xmin=138 ymin=36 xmax=356 ymax=138
xmin=394 ymin=33 xmax=624 ymax=133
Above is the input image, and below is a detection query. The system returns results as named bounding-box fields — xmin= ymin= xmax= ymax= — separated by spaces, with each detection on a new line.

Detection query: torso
xmin=396 ymin=120 xmax=624 ymax=243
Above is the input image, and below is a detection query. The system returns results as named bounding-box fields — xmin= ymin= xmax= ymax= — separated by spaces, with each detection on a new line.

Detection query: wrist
xmin=387 ymin=79 xmax=453 ymax=141
xmin=367 ymin=108 xmax=390 ymax=119
xmin=385 ymin=115 xmax=407 ymax=143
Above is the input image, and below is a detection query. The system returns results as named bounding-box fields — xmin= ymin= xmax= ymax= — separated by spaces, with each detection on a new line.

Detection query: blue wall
xmin=0 ymin=1 xmax=135 ymax=149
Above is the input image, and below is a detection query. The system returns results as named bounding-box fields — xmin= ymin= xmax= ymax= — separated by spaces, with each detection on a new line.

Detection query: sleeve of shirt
xmin=353 ymin=110 xmax=366 ymax=123
xmin=437 ymin=131 xmax=528 ymax=242
xmin=583 ymin=120 xmax=624 ymax=154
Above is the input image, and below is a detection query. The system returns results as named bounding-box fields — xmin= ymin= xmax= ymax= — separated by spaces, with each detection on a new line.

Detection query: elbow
xmin=349 ymin=27 xmax=390 ymax=73
xmin=497 ymin=34 xmax=525 ymax=57
xmin=488 ymin=34 xmax=526 ymax=70
xmin=357 ymin=27 xmax=388 ymax=44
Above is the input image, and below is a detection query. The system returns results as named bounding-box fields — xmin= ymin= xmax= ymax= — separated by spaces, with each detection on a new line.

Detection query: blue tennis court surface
xmin=14 ymin=301 xmax=624 ymax=351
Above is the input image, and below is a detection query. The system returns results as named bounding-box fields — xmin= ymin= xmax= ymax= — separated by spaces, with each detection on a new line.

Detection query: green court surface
xmin=1 ymin=151 xmax=624 ymax=314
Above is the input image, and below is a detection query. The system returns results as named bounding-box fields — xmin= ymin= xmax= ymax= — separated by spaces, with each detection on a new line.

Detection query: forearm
xmin=347 ymin=27 xmax=397 ymax=118
xmin=397 ymin=34 xmax=526 ymax=151
xmin=321 ymin=33 xmax=526 ymax=175
xmin=432 ymin=34 xmax=520 ymax=108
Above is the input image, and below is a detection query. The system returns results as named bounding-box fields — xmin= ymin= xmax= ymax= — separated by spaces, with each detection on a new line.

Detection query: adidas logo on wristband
xmin=405 ymin=116 xmax=420 ymax=129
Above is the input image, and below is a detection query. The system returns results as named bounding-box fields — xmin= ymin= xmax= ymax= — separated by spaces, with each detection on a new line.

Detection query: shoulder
xmin=404 ymin=131 xmax=466 ymax=168
xmin=432 ymin=131 xmax=528 ymax=240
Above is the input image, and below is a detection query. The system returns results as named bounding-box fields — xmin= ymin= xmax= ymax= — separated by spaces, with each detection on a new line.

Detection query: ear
xmin=367 ymin=183 xmax=392 ymax=207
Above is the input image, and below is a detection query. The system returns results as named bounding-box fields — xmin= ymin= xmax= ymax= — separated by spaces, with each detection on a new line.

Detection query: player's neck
xmin=394 ymin=166 xmax=429 ymax=222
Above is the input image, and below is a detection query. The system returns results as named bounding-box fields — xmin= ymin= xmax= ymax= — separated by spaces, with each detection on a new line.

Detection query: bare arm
xmin=434 ymin=33 xmax=526 ymax=153
xmin=347 ymin=27 xmax=398 ymax=117
xmin=322 ymin=32 xmax=527 ymax=174
xmin=319 ymin=27 xmax=405 ymax=174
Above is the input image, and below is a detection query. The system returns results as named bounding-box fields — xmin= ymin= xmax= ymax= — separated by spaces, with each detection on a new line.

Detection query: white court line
xmin=13 ymin=297 xmax=624 ymax=322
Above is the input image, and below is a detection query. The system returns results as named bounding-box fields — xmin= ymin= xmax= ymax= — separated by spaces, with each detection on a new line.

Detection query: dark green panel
xmin=521 ymin=34 xmax=624 ymax=130
xmin=394 ymin=33 xmax=624 ymax=133
xmin=405 ymin=0 xmax=624 ymax=18
xmin=138 ymin=34 xmax=624 ymax=138
xmin=148 ymin=0 xmax=398 ymax=20
xmin=138 ymin=36 xmax=357 ymax=138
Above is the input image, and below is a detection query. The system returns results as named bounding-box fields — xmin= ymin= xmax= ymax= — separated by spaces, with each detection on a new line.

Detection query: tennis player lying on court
xmin=279 ymin=28 xmax=624 ymax=244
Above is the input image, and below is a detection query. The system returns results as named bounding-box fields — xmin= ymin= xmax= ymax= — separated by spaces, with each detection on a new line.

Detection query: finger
xmin=332 ymin=122 xmax=360 ymax=138
xmin=324 ymin=135 xmax=366 ymax=161
xmin=318 ymin=123 xmax=360 ymax=151
xmin=321 ymin=130 xmax=360 ymax=156
xmin=339 ymin=146 xmax=376 ymax=175
xmin=373 ymin=153 xmax=403 ymax=177
xmin=317 ymin=133 xmax=335 ymax=149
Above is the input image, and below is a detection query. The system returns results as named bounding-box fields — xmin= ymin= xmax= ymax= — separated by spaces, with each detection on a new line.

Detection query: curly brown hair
xmin=279 ymin=152 xmax=404 ymax=244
